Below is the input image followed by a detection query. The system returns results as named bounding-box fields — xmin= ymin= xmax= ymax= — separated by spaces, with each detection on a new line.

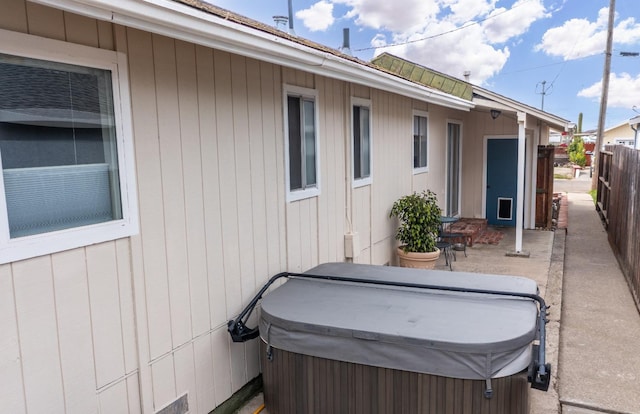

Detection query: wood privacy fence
xmin=597 ymin=145 xmax=640 ymax=308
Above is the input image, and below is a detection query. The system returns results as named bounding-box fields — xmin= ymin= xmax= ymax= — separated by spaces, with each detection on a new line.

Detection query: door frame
xmin=445 ymin=119 xmax=463 ymax=217
xmin=482 ymin=135 xmax=518 ymax=221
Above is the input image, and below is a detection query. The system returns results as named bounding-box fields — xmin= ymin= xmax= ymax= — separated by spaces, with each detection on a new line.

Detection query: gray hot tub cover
xmin=259 ymin=262 xmax=539 ymax=380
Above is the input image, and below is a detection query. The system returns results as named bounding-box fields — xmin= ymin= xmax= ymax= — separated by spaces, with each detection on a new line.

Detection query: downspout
xmin=515 ymin=112 xmax=526 ymax=253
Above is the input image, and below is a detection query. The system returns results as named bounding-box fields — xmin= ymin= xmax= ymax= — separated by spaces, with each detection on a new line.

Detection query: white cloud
xmin=296 ymin=1 xmax=335 ymax=32
xmin=536 ymin=7 xmax=640 ymax=60
xmin=332 ymin=0 xmax=440 ymax=33
xmin=379 ymin=21 xmax=510 ymax=84
xmin=363 ymin=0 xmax=547 ymax=84
xmin=442 ymin=0 xmax=497 ymax=25
xmin=482 ymin=0 xmax=548 ymax=44
xmin=370 ymin=33 xmax=387 ymax=48
xmin=614 ymin=17 xmax=640 ymax=44
xmin=577 ymin=72 xmax=640 ymax=108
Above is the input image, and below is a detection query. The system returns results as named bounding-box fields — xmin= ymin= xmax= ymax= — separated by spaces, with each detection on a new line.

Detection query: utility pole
xmin=536 ymin=80 xmax=552 ymax=111
xmin=592 ymin=0 xmax=615 ymax=190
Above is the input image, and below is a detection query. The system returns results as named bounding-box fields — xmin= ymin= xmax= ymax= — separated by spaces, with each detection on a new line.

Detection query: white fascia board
xmin=474 ymin=89 xmax=569 ymax=130
xmin=473 ymin=98 xmax=516 ymax=113
xmin=628 ymin=115 xmax=640 ymax=126
xmin=31 ymin=0 xmax=474 ymax=111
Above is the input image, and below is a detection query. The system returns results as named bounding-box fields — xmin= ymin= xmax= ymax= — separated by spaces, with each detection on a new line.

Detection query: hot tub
xmin=228 ymin=263 xmax=551 ymax=414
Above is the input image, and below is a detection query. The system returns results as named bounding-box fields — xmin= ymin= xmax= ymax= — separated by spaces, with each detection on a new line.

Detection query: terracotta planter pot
xmin=396 ymin=247 xmax=440 ymax=269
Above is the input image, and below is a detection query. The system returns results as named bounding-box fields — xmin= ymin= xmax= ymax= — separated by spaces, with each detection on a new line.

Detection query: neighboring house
xmin=629 ymin=115 xmax=640 ymax=149
xmin=0 ymin=2 xmax=568 ymax=414
xmin=604 ymin=120 xmax=636 ymax=147
xmin=372 ymin=53 xmax=570 ymax=251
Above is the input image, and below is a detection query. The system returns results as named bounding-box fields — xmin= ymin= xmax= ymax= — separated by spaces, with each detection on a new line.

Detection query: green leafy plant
xmin=389 ymin=190 xmax=442 ymax=253
xmin=568 ymin=137 xmax=586 ymax=167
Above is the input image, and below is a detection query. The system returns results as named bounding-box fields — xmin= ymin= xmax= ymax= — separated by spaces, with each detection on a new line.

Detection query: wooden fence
xmin=597 ymin=145 xmax=640 ymax=308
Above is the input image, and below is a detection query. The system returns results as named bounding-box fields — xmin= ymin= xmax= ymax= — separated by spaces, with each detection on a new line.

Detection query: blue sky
xmin=210 ymin=0 xmax=640 ymax=131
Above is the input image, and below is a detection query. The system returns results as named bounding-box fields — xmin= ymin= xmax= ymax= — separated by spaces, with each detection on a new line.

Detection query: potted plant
xmin=389 ymin=190 xmax=442 ymax=269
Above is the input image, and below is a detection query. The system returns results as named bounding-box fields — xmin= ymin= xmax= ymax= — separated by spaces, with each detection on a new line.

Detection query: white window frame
xmin=446 ymin=119 xmax=463 ymax=217
xmin=351 ymin=97 xmax=372 ymax=188
xmin=0 ymin=28 xmax=138 ymax=264
xmin=412 ymin=110 xmax=429 ymax=174
xmin=283 ymin=84 xmax=321 ymax=202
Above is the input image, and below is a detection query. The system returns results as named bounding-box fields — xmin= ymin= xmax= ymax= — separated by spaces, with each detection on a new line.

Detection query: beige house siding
xmin=604 ymin=122 xmax=635 ymax=145
xmin=0 ymin=2 xmax=470 ymax=413
xmin=459 ymin=111 xmax=518 ymax=219
xmin=0 ymin=3 xmax=140 ymax=414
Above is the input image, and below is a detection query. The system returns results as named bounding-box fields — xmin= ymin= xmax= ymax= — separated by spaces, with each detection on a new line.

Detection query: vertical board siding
xmin=153 ymin=34 xmax=193 ymax=350
xmin=0 ymin=0 xmax=27 ymax=33
xmin=193 ymin=335 xmax=217 ymax=412
xmin=245 ymin=55 xmax=268 ymax=380
xmin=51 ymin=249 xmax=97 ymax=414
xmin=213 ymin=50 xmax=243 ymax=320
xmin=0 ymin=6 xmax=135 ymax=414
xmin=195 ymin=45 xmax=227 ymax=330
xmin=86 ymin=243 xmax=126 ymax=388
xmin=176 ymin=40 xmax=210 ymax=339
xmin=63 ymin=11 xmax=99 ymax=47
xmin=259 ymin=61 xmax=287 ymax=275
xmin=127 ymin=28 xmax=173 ymax=361
xmin=13 ymin=257 xmax=66 ymax=414
xmin=370 ymin=90 xmax=413 ymax=265
xmin=97 ymin=20 xmax=114 ymax=50
xmin=317 ymin=75 xmax=345 ymax=264
xmin=174 ymin=346 xmax=198 ymax=413
xmin=127 ymin=375 xmax=143 ymax=414
xmin=256 ymin=62 xmax=288 ymax=382
xmin=0 ymin=265 xmax=26 ymax=414
xmin=98 ymin=379 xmax=130 ymax=414
xmin=246 ymin=60 xmax=269 ymax=284
xmin=213 ymin=50 xmax=247 ymax=392
xmin=229 ymin=55 xmax=257 ymax=336
xmin=151 ymin=354 xmax=176 ymax=410
xmin=461 ymin=111 xmax=518 ymax=218
xmin=25 ymin=2 xmax=65 ymax=40
xmin=115 ymin=238 xmax=139 ymax=374
xmin=211 ymin=327 xmax=233 ymax=404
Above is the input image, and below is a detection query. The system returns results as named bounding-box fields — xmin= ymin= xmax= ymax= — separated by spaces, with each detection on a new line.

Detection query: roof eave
xmin=30 ymin=0 xmax=474 ymax=111
xmin=473 ymin=88 xmax=570 ymax=130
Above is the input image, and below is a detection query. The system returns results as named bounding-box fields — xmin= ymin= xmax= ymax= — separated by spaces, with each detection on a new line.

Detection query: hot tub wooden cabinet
xmin=261 ymin=342 xmax=529 ymax=414
xmin=230 ymin=263 xmax=550 ymax=414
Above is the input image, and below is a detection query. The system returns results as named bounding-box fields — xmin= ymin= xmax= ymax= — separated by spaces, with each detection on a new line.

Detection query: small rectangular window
xmin=284 ymin=85 xmax=320 ymax=202
xmin=0 ymin=29 xmax=138 ymax=263
xmin=413 ymin=111 xmax=428 ymax=172
xmin=352 ymin=99 xmax=371 ymax=186
xmin=0 ymin=54 xmax=122 ymax=238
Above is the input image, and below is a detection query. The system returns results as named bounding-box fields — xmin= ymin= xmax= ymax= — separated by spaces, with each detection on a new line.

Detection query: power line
xmin=492 ymin=53 xmax=599 ymax=78
xmin=352 ymin=0 xmax=534 ymax=52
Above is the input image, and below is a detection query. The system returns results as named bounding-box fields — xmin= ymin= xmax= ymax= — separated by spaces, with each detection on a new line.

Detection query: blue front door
xmin=486 ymin=138 xmax=517 ymax=226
